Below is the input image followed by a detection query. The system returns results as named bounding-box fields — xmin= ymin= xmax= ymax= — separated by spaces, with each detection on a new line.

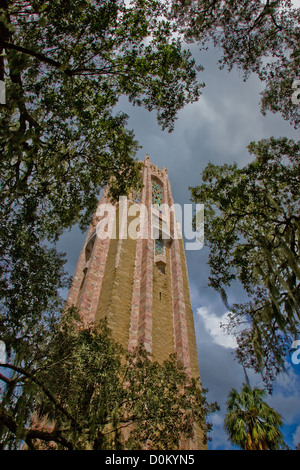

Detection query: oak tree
xmin=190 ymin=137 xmax=300 ymax=388
xmin=0 ymin=0 xmax=203 ymax=240
xmin=0 ymin=309 xmax=218 ymax=450
xmin=0 ymin=0 xmax=203 ymax=348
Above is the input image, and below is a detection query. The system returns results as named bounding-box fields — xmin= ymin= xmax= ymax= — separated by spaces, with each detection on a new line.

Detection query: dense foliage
xmin=190 ymin=137 xmax=300 ymax=388
xmin=0 ymin=0 xmax=203 ymax=366
xmin=0 ymin=310 xmax=218 ymax=450
xmin=172 ymin=0 xmax=300 ymax=128
xmin=224 ymin=382 xmax=285 ymax=450
xmin=0 ymin=0 xmax=203 ymax=241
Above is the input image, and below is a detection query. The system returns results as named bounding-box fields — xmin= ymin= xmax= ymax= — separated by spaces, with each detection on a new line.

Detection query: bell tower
xmin=66 ymin=155 xmax=205 ymax=449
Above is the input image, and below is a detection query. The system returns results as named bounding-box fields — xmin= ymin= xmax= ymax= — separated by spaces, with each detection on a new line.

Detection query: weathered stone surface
xmin=66 ymin=155 xmax=207 ymax=450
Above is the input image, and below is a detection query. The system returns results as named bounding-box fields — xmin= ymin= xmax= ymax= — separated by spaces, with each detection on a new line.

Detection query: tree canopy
xmin=182 ymin=0 xmax=300 ymax=394
xmin=0 ymin=0 xmax=204 ymax=241
xmin=0 ymin=0 xmax=203 ymax=356
xmin=172 ymin=0 xmax=300 ymax=128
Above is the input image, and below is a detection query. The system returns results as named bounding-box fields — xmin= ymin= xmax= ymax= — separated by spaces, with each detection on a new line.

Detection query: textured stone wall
xmin=96 ymin=208 xmax=137 ymax=350
xmin=152 ymin=246 xmax=175 ymax=362
xmin=65 ymin=188 xmax=112 ymax=326
xmin=65 ymin=155 xmax=207 ymax=450
xmin=179 ymin=239 xmax=201 ymax=380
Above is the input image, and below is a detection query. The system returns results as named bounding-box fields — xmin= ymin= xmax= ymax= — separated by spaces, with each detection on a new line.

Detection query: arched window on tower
xmin=85 ymin=231 xmax=96 ymax=263
xmin=154 ymin=237 xmax=166 ymax=274
xmin=152 ymin=178 xmax=166 ymax=273
xmin=76 ymin=231 xmax=96 ymax=306
xmin=155 ymin=238 xmax=164 ymax=256
xmin=152 ymin=179 xmax=163 ymax=209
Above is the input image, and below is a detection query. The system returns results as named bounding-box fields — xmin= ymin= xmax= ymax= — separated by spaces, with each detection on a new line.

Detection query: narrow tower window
xmin=85 ymin=231 xmax=96 ymax=263
xmin=155 ymin=238 xmax=164 ymax=256
xmin=152 ymin=179 xmax=163 ymax=208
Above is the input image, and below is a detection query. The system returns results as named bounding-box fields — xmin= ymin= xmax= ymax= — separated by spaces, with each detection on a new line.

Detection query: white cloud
xmin=196 ymin=306 xmax=238 ymax=349
xmin=207 ymin=412 xmax=234 ymax=450
xmin=293 ymin=425 xmax=300 ymax=448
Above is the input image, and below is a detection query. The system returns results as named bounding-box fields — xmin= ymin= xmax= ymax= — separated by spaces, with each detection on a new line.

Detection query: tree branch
xmin=0 ymin=404 xmax=74 ymax=449
xmin=0 ymin=363 xmax=81 ymax=430
xmin=0 ymin=371 xmax=14 ymax=385
xmin=3 ymin=41 xmax=74 ymax=76
xmin=3 ymin=41 xmax=117 ymax=78
xmin=248 ymin=0 xmax=276 ymax=32
xmin=270 ymin=14 xmax=283 ymax=31
xmin=0 ymin=0 xmax=10 ymax=81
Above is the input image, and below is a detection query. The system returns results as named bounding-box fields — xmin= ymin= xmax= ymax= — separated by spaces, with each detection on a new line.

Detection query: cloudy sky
xmin=57 ymin=34 xmax=300 ymax=449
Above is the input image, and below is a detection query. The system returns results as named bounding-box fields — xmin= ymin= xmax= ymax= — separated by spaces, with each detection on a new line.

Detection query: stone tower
xmin=66 ymin=155 xmax=206 ymax=449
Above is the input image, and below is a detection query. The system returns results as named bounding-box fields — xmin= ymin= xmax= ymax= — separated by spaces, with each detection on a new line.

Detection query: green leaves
xmin=190 ymin=137 xmax=300 ymax=387
xmin=1 ymin=0 xmax=203 ymax=241
xmin=172 ymin=0 xmax=300 ymax=128
xmin=0 ymin=311 xmax=218 ymax=450
xmin=224 ymin=383 xmax=285 ymax=450
xmin=0 ymin=3 xmax=209 ymax=450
